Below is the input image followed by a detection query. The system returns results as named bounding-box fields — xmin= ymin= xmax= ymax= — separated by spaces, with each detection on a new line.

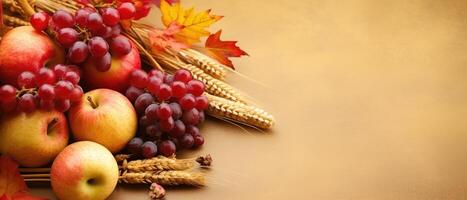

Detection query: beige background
xmin=31 ymin=0 xmax=467 ymax=199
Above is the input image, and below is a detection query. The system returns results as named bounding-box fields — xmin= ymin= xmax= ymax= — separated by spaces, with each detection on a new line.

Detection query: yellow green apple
xmin=0 ymin=110 xmax=69 ymax=167
xmin=51 ymin=141 xmax=119 ymax=200
xmin=68 ymin=88 xmax=137 ymax=153
xmin=0 ymin=26 xmax=64 ymax=86
xmin=81 ymin=36 xmax=141 ymax=93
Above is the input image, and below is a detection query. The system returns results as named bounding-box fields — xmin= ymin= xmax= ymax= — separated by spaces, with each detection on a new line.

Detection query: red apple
xmin=0 ymin=110 xmax=69 ymax=167
xmin=51 ymin=141 xmax=119 ymax=200
xmin=68 ymin=89 xmax=137 ymax=153
xmin=81 ymin=37 xmax=141 ymax=93
xmin=0 ymin=26 xmax=64 ymax=86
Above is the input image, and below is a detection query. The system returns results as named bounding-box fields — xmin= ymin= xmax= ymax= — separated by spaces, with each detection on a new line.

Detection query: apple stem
xmin=87 ymin=96 xmax=99 ymax=109
xmin=47 ymin=118 xmax=58 ymax=135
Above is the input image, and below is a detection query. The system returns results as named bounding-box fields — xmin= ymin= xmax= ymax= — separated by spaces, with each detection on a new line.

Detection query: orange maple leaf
xmin=0 ymin=156 xmax=47 ymax=200
xmin=148 ymin=22 xmax=188 ymax=53
xmin=201 ymin=30 xmax=248 ymax=69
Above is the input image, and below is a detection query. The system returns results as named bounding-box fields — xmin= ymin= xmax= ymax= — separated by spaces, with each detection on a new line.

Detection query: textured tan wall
xmin=32 ymin=0 xmax=467 ymax=199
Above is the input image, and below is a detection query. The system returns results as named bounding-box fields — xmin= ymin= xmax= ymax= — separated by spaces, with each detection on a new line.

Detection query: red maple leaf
xmin=0 ymin=156 xmax=47 ymax=200
xmin=148 ymin=22 xmax=188 ymax=53
xmin=201 ymin=30 xmax=248 ymax=69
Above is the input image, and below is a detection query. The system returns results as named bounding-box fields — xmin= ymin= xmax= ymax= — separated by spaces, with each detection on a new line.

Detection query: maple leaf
xmin=0 ymin=156 xmax=47 ymax=200
xmin=200 ymin=30 xmax=248 ymax=69
xmin=160 ymin=0 xmax=223 ymax=45
xmin=148 ymin=22 xmax=188 ymax=53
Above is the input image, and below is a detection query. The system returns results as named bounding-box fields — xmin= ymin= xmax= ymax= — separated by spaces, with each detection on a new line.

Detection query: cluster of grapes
xmin=0 ymin=65 xmax=83 ymax=113
xmin=29 ymin=4 xmax=137 ymax=72
xmin=124 ymin=69 xmax=209 ymax=158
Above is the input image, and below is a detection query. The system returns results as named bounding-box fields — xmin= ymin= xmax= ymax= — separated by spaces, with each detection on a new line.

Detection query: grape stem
xmin=87 ymin=96 xmax=99 ymax=109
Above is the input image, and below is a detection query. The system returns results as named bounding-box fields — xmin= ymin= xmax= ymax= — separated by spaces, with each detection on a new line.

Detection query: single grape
xmin=94 ymin=52 xmax=112 ymax=72
xmin=109 ymin=35 xmax=131 ymax=56
xmin=148 ymin=69 xmax=164 ymax=80
xmin=64 ymin=71 xmax=80 ymax=85
xmin=182 ymin=108 xmax=200 ymax=125
xmin=36 ymin=68 xmax=56 ymax=85
xmin=87 ymin=12 xmax=104 ymax=31
xmin=139 ymin=115 xmax=151 ymax=127
xmin=88 ymin=36 xmax=109 ymax=58
xmin=169 ymin=102 xmax=182 ymax=119
xmin=0 ymin=85 xmax=17 ymax=103
xmin=179 ymin=94 xmax=195 ymax=110
xmin=75 ymin=8 xmax=92 ymax=27
xmin=38 ymin=84 xmax=55 ymax=100
xmin=55 ymin=99 xmax=71 ymax=112
xmin=158 ymin=140 xmax=176 ymax=157
xmin=156 ymin=84 xmax=172 ymax=101
xmin=40 ymin=99 xmax=55 ymax=110
xmin=30 ymin=12 xmax=50 ymax=31
xmin=141 ymin=141 xmax=158 ymax=158
xmin=193 ymin=135 xmax=205 ymax=147
xmin=146 ymin=125 xmax=162 ymax=140
xmin=69 ymin=86 xmax=83 ymax=102
xmin=54 ymin=81 xmax=73 ymax=99
xmin=145 ymin=103 xmax=159 ymax=121
xmin=66 ymin=65 xmax=82 ymax=77
xmin=18 ymin=94 xmax=36 ymax=113
xmin=52 ymin=10 xmax=74 ymax=29
xmin=57 ymin=28 xmax=79 ymax=47
xmin=125 ymin=86 xmax=144 ymax=103
xmin=129 ymin=70 xmax=148 ymax=89
xmin=68 ymin=41 xmax=89 ymax=63
xmin=134 ymin=93 xmax=154 ymax=114
xmin=147 ymin=76 xmax=162 ymax=96
xmin=156 ymin=103 xmax=172 ymax=120
xmin=170 ymin=137 xmax=180 ymax=148
xmin=171 ymin=81 xmax=187 ymax=99
xmin=101 ymin=7 xmax=120 ymax=26
xmin=195 ymin=95 xmax=209 ymax=110
xmin=169 ymin=120 xmax=186 ymax=138
xmin=110 ymin=25 xmax=122 ymax=37
xmin=118 ymin=2 xmax=136 ymax=19
xmin=159 ymin=117 xmax=175 ymax=132
xmin=174 ymin=69 xmax=192 ymax=83
xmin=187 ymin=80 xmax=204 ymax=96
xmin=53 ymin=64 xmax=68 ymax=78
xmin=134 ymin=4 xmax=151 ymax=20
xmin=17 ymin=71 xmax=36 ymax=89
xmin=186 ymin=125 xmax=200 ymax=136
xmin=127 ymin=137 xmax=144 ymax=154
xmin=180 ymin=134 xmax=194 ymax=149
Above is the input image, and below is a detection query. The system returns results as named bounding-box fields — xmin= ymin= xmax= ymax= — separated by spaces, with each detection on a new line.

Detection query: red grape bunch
xmin=125 ymin=69 xmax=209 ymax=158
xmin=0 ymin=65 xmax=83 ymax=113
xmin=29 ymin=4 xmax=137 ymax=72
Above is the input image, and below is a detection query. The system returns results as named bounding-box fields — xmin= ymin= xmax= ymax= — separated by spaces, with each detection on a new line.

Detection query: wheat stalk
xmin=178 ymin=49 xmax=227 ymax=79
xmin=206 ymin=94 xmax=275 ymax=129
xmin=3 ymin=0 xmax=26 ymax=16
xmin=122 ymin=156 xmax=196 ymax=172
xmin=119 ymin=171 xmax=205 ymax=186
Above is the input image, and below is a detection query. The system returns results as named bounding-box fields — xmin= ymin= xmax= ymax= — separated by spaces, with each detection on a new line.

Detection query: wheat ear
xmin=3 ymin=15 xmax=29 ymax=26
xmin=178 ymin=49 xmax=227 ymax=79
xmin=119 ymin=171 xmax=205 ymax=186
xmin=122 ymin=156 xmax=196 ymax=172
xmin=206 ymin=94 xmax=275 ymax=129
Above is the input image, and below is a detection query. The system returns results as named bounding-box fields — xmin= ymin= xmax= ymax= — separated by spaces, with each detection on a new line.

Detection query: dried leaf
xmin=160 ymin=0 xmax=222 ymax=45
xmin=201 ymin=30 xmax=248 ymax=69
xmin=148 ymin=22 xmax=188 ymax=53
xmin=0 ymin=156 xmax=47 ymax=200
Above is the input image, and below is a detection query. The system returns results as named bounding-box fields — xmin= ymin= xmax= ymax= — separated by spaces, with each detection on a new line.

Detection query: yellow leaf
xmin=160 ymin=0 xmax=223 ymax=45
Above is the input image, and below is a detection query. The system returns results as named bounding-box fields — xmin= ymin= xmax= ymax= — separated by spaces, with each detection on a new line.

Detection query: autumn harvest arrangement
xmin=0 ymin=0 xmax=274 ymax=199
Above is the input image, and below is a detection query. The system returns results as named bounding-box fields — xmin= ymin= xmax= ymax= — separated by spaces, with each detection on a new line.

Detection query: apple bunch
xmin=123 ymin=68 xmax=208 ymax=158
xmin=30 ymin=6 xmax=133 ymax=72
xmin=0 ymin=65 xmax=83 ymax=113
